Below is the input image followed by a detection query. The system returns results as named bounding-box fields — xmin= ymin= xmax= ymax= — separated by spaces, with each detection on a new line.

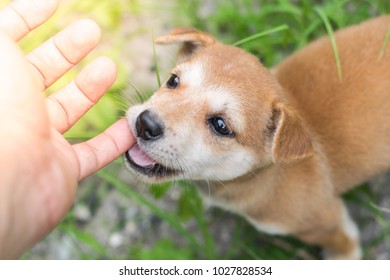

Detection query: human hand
xmin=0 ymin=0 xmax=134 ymax=259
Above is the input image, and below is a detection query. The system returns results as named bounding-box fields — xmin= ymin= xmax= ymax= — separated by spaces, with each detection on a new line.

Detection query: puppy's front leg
xmin=296 ymin=200 xmax=362 ymax=259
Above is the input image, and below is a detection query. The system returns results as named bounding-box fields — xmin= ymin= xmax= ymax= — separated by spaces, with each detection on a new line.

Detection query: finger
xmin=27 ymin=19 xmax=101 ymax=91
xmin=73 ymin=118 xmax=135 ymax=180
xmin=0 ymin=30 xmax=46 ymax=124
xmin=46 ymin=57 xmax=117 ymax=133
xmin=0 ymin=0 xmax=58 ymax=41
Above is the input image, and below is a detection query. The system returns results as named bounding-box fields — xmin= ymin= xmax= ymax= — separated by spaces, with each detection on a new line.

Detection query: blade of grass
xmin=152 ymin=30 xmax=162 ymax=88
xmin=128 ymin=83 xmax=149 ymax=103
xmin=242 ymin=244 xmax=262 ymax=260
xmin=378 ymin=22 xmax=390 ymax=61
xmin=298 ymin=19 xmax=321 ymax=49
xmin=59 ymin=224 xmax=107 ymax=256
xmin=233 ymin=24 xmax=289 ymax=46
xmin=369 ymin=201 xmax=390 ymax=214
xmin=65 ymin=134 xmax=99 ymax=141
xmin=224 ymin=219 xmax=246 ymax=259
xmin=179 ymin=181 xmax=217 ymax=259
xmin=258 ymin=5 xmax=302 ymax=19
xmin=345 ymin=188 xmax=390 ymax=248
xmin=314 ymin=7 xmax=342 ymax=82
xmin=98 ymin=170 xmax=201 ymax=249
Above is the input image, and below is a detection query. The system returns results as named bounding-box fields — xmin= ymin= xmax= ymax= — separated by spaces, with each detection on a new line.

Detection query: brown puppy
xmin=125 ymin=16 xmax=390 ymax=259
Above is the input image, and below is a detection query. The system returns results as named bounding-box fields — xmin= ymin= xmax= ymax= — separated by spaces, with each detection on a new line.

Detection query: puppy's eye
xmin=209 ymin=117 xmax=234 ymax=137
xmin=167 ymin=74 xmax=180 ymax=89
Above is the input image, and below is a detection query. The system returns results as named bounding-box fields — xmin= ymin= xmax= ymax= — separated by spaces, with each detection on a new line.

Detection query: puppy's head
xmin=125 ymin=27 xmax=313 ymax=183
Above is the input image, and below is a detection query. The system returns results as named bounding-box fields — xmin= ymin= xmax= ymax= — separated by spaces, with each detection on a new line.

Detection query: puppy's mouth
xmin=125 ymin=143 xmax=178 ymax=178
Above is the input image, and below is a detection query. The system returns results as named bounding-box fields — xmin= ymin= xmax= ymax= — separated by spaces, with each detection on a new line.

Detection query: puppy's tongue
xmin=128 ymin=143 xmax=156 ymax=167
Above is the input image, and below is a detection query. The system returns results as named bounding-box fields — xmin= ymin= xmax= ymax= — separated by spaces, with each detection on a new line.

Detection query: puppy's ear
xmin=155 ymin=27 xmax=217 ymax=60
xmin=270 ymin=102 xmax=313 ymax=162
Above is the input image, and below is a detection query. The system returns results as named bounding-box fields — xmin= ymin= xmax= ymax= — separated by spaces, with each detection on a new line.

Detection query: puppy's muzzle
xmin=136 ymin=110 xmax=164 ymax=141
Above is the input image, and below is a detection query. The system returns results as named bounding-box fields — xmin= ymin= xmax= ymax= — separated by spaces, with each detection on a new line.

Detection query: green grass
xmin=20 ymin=0 xmax=390 ymax=260
xmin=152 ymin=31 xmax=162 ymax=88
xmin=379 ymin=22 xmax=390 ymax=61
xmin=233 ymin=24 xmax=289 ymax=46
xmin=98 ymin=171 xmax=203 ymax=254
xmin=314 ymin=6 xmax=343 ymax=81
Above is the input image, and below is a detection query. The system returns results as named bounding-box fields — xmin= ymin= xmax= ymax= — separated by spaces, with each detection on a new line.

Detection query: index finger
xmin=73 ymin=118 xmax=135 ymax=180
xmin=0 ymin=0 xmax=58 ymax=41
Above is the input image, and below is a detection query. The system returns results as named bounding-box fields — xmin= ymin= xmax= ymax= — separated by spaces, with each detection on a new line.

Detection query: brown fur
xmin=275 ymin=16 xmax=390 ymax=194
xmin=126 ymin=17 xmax=390 ymax=259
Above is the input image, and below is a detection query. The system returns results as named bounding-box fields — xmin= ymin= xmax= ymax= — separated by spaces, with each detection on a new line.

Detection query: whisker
xmin=120 ymin=82 xmax=154 ymax=107
xmin=241 ymin=158 xmax=260 ymax=179
xmin=206 ymin=179 xmax=211 ymax=200
xmin=216 ymin=178 xmax=231 ymax=194
xmin=140 ymin=182 xmax=150 ymax=196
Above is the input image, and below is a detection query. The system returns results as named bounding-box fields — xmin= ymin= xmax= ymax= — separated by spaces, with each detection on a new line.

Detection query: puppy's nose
xmin=136 ymin=110 xmax=164 ymax=141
